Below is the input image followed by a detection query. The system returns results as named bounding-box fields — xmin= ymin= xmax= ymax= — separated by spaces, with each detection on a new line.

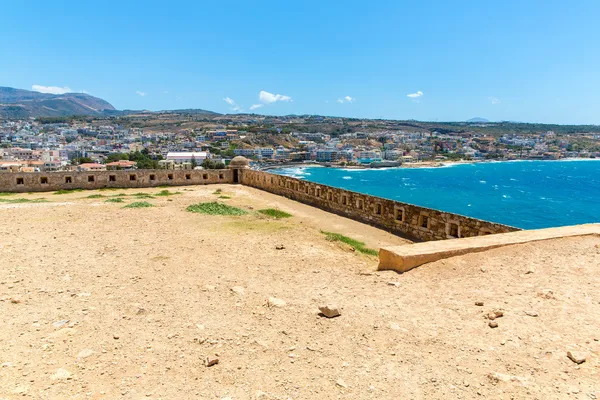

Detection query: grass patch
xmin=53 ymin=189 xmax=83 ymax=195
xmin=218 ymin=195 xmax=231 ymax=199
xmin=123 ymin=201 xmax=154 ymax=208
xmin=0 ymin=192 xmax=15 ymax=196
xmin=213 ymin=189 xmax=222 ymax=194
xmin=98 ymin=187 xmax=121 ymax=191
xmin=87 ymin=194 xmax=105 ymax=199
xmin=131 ymin=193 xmax=155 ymax=199
xmin=105 ymin=198 xmax=125 ymax=203
xmin=155 ymin=189 xmax=181 ymax=196
xmin=258 ymin=208 xmax=292 ymax=219
xmin=321 ymin=231 xmax=378 ymax=256
xmin=186 ymin=202 xmax=247 ymax=216
xmin=0 ymin=198 xmax=48 ymax=204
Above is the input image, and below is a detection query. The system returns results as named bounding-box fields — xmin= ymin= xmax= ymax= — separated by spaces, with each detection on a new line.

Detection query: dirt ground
xmin=0 ymin=185 xmax=598 ymax=399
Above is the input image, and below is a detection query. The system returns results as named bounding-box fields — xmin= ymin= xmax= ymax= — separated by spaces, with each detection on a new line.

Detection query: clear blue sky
xmin=1 ymin=0 xmax=599 ymax=124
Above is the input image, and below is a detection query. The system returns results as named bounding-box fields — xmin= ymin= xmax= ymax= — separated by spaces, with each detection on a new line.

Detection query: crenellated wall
xmin=0 ymin=167 xmax=520 ymax=242
xmin=240 ymin=169 xmax=520 ymax=241
xmin=0 ymin=169 xmax=232 ymax=192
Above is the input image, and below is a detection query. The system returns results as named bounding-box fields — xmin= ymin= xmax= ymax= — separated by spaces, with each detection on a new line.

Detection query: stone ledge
xmin=378 ymin=224 xmax=600 ymax=273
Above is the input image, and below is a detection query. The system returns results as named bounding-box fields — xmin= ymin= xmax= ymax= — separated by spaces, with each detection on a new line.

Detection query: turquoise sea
xmin=273 ymin=160 xmax=600 ymax=229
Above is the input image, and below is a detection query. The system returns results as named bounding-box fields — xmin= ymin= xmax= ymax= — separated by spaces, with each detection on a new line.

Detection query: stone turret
xmin=228 ymin=156 xmax=250 ymax=183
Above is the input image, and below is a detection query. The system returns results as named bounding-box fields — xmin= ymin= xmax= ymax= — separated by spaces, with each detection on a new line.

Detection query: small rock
xmin=475 ymin=301 xmax=484 ymax=306
xmin=206 ymin=356 xmax=219 ymax=367
xmin=488 ymin=321 xmax=498 ymax=328
xmin=52 ymin=368 xmax=72 ymax=380
xmin=275 ymin=244 xmax=285 ymax=250
xmin=567 ymin=351 xmax=586 ymax=364
xmin=319 ymin=304 xmax=341 ymax=318
xmin=387 ymin=282 xmax=400 ymax=287
xmin=113 ymin=334 xmax=120 ymax=340
xmin=53 ymin=319 xmax=70 ymax=329
xmin=76 ymin=349 xmax=95 ymax=359
xmin=487 ymin=311 xmax=503 ymax=320
xmin=231 ymin=286 xmax=245 ymax=296
xmin=524 ymin=310 xmax=538 ymax=317
xmin=9 ymin=297 xmax=21 ymax=304
xmin=336 ymin=378 xmax=348 ymax=388
xmin=267 ymin=297 xmax=286 ymax=308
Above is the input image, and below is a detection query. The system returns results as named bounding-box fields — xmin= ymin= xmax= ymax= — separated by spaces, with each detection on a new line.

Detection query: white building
xmin=166 ymin=151 xmax=209 ymax=164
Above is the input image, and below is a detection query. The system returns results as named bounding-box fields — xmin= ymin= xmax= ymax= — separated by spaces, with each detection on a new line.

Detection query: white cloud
xmin=259 ymin=90 xmax=292 ymax=104
xmin=250 ymin=104 xmax=264 ymax=110
xmin=337 ymin=95 xmax=355 ymax=104
xmin=136 ymin=91 xmax=146 ymax=97
xmin=32 ymin=85 xmax=72 ymax=95
xmin=488 ymin=96 xmax=500 ymax=105
xmin=223 ymin=97 xmax=243 ymax=112
xmin=407 ymin=91 xmax=423 ymax=98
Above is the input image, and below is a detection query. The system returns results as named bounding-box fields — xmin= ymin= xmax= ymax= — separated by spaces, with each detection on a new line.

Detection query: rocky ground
xmin=0 ymin=185 xmax=598 ymax=399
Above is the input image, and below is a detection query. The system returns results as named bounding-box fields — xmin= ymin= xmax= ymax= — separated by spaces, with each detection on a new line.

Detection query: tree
xmin=190 ymin=155 xmax=198 ymax=169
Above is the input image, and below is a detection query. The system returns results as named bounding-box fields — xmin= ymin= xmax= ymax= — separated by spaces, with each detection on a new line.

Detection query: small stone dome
xmin=228 ymin=156 xmax=250 ymax=169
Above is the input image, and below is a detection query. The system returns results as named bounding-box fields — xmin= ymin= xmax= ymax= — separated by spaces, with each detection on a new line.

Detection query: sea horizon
xmin=272 ymin=159 xmax=600 ymax=229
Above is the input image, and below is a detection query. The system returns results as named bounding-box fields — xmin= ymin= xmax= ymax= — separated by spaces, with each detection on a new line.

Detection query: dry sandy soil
xmin=0 ymin=185 xmax=599 ymax=399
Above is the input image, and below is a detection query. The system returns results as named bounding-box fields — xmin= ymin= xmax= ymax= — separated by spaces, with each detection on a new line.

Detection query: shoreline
xmin=259 ymin=157 xmax=600 ymax=172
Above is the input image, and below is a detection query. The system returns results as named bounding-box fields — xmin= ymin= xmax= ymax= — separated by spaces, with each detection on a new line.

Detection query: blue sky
xmin=1 ymin=0 xmax=599 ymax=124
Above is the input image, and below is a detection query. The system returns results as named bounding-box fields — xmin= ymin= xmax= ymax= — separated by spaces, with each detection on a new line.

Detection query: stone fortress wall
xmin=0 ymin=164 xmax=519 ymax=242
xmin=0 ymin=169 xmax=232 ymax=193
xmin=239 ymin=169 xmax=520 ymax=241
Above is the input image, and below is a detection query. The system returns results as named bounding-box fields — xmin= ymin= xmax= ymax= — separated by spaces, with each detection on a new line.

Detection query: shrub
xmin=258 ymin=209 xmax=292 ymax=219
xmin=105 ymin=198 xmax=124 ymax=203
xmin=186 ymin=202 xmax=247 ymax=216
xmin=123 ymin=201 xmax=154 ymax=208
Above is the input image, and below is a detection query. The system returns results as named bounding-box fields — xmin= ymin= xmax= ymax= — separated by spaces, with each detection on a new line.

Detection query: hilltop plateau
xmin=0 ymin=185 xmax=598 ymax=399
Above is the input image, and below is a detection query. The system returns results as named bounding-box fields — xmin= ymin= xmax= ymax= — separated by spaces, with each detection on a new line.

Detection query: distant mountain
xmin=467 ymin=117 xmax=490 ymax=123
xmin=0 ymin=86 xmax=116 ymax=118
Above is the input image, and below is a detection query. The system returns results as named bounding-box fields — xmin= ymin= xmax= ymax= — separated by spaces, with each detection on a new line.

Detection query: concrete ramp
xmin=378 ymin=224 xmax=600 ymax=273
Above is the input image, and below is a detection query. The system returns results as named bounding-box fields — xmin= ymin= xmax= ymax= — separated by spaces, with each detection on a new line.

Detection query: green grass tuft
xmin=87 ymin=194 xmax=105 ymax=199
xmin=0 ymin=192 xmax=15 ymax=196
xmin=123 ymin=201 xmax=154 ymax=208
xmin=53 ymin=189 xmax=83 ymax=195
xmin=155 ymin=189 xmax=181 ymax=196
xmin=98 ymin=187 xmax=121 ymax=191
xmin=321 ymin=231 xmax=378 ymax=256
xmin=105 ymin=198 xmax=125 ymax=203
xmin=258 ymin=208 xmax=292 ymax=219
xmin=186 ymin=202 xmax=247 ymax=216
xmin=213 ymin=189 xmax=222 ymax=194
xmin=131 ymin=193 xmax=155 ymax=199
xmin=218 ymin=195 xmax=231 ymax=199
xmin=0 ymin=198 xmax=48 ymax=204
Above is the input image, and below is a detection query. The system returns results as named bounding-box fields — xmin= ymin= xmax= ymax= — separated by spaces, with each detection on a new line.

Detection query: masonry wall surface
xmin=240 ymin=169 xmax=520 ymax=241
xmin=0 ymin=169 xmax=232 ymax=192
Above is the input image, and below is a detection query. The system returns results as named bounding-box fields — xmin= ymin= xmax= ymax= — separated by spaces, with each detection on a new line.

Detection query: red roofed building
xmin=106 ymin=160 xmax=137 ymax=170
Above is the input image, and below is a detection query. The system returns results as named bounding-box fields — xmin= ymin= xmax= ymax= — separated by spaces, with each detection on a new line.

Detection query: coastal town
xmin=1 ymin=113 xmax=600 ymax=172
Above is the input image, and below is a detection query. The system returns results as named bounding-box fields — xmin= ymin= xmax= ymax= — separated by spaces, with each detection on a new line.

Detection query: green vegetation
xmin=53 ymin=189 xmax=83 ymax=195
xmin=123 ymin=201 xmax=154 ymax=208
xmin=105 ymin=198 xmax=124 ymax=203
xmin=131 ymin=193 xmax=155 ymax=199
xmin=258 ymin=208 xmax=292 ymax=219
xmin=155 ymin=189 xmax=181 ymax=196
xmin=321 ymin=231 xmax=378 ymax=256
xmin=202 ymin=159 xmax=226 ymax=169
xmin=87 ymin=194 xmax=105 ymax=198
xmin=186 ymin=202 xmax=247 ymax=216
xmin=213 ymin=189 xmax=222 ymax=194
xmin=98 ymin=187 xmax=121 ymax=191
xmin=218 ymin=195 xmax=231 ymax=199
xmin=0 ymin=192 xmax=15 ymax=196
xmin=105 ymin=149 xmax=163 ymax=169
xmin=0 ymin=198 xmax=48 ymax=204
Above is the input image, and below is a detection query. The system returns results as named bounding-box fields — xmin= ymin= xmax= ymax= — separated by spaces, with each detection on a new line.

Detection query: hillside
xmin=0 ymin=86 xmax=116 ymax=118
